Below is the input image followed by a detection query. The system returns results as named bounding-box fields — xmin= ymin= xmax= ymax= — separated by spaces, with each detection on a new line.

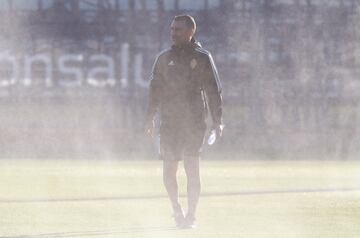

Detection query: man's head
xmin=171 ymin=15 xmax=196 ymax=46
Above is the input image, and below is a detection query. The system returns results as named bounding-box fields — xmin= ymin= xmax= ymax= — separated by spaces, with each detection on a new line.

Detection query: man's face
xmin=171 ymin=20 xmax=194 ymax=46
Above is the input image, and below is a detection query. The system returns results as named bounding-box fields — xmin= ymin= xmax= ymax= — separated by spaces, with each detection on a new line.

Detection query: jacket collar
xmin=171 ymin=37 xmax=201 ymax=52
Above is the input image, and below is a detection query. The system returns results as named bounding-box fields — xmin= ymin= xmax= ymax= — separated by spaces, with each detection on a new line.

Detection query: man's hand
xmin=145 ymin=119 xmax=155 ymax=138
xmin=213 ymin=124 xmax=224 ymax=138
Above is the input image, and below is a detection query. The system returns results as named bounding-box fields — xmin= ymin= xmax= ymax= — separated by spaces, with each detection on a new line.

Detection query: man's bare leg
xmin=163 ymin=159 xmax=183 ymax=224
xmin=184 ymin=156 xmax=201 ymax=223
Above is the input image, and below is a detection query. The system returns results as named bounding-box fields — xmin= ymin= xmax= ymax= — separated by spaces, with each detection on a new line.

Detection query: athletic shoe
xmin=182 ymin=213 xmax=196 ymax=229
xmin=173 ymin=208 xmax=185 ymax=228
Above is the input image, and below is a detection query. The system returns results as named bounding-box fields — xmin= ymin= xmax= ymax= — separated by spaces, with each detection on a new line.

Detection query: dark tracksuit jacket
xmin=147 ymin=40 xmax=223 ymax=130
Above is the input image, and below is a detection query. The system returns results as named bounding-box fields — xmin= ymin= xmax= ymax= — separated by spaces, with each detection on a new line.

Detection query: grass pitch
xmin=0 ymin=159 xmax=360 ymax=238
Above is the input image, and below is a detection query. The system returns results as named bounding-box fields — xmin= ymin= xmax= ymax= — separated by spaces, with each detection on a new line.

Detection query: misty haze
xmin=0 ymin=1 xmax=359 ymax=238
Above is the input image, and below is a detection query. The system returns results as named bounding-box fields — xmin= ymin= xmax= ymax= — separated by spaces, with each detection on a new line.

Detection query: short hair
xmin=174 ymin=15 xmax=196 ymax=32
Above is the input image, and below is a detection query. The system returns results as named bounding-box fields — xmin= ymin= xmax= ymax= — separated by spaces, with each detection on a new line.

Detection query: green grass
xmin=0 ymin=159 xmax=360 ymax=238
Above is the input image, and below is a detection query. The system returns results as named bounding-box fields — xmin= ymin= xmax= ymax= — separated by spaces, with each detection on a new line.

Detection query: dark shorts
xmin=159 ymin=123 xmax=206 ymax=161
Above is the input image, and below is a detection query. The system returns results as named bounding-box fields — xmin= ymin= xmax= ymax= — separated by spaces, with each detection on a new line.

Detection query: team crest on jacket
xmin=190 ymin=59 xmax=197 ymax=69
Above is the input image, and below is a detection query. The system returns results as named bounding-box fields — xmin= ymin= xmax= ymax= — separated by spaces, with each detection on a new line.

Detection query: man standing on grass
xmin=146 ymin=15 xmax=223 ymax=229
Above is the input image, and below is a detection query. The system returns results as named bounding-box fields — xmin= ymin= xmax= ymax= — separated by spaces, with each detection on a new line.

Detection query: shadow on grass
xmin=0 ymin=187 xmax=359 ymax=204
xmin=0 ymin=226 xmax=179 ymax=238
